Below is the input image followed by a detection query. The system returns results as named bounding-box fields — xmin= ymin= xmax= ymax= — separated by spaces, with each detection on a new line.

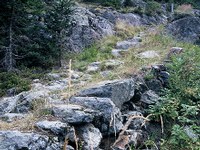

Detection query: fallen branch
xmin=113 ymin=114 xmax=154 ymax=148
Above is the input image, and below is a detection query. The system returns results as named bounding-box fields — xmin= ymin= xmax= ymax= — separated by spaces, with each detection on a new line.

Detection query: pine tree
xmin=0 ymin=0 xmax=44 ymax=71
xmin=45 ymin=0 xmax=74 ymax=67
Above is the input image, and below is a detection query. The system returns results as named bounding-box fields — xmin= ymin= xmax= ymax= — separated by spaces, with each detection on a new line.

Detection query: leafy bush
xmin=0 ymin=68 xmax=45 ymax=96
xmin=149 ymin=45 xmax=200 ymax=149
xmin=0 ymin=72 xmax=31 ymax=96
xmin=145 ymin=1 xmax=162 ymax=15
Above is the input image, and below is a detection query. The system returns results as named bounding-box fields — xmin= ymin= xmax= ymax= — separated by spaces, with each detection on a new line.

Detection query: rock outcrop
xmin=65 ymin=6 xmax=114 ymax=53
xmin=65 ymin=5 xmax=167 ymax=52
xmin=167 ymin=16 xmax=200 ymax=44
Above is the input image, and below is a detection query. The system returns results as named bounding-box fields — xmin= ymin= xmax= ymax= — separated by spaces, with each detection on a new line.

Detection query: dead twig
xmin=113 ymin=114 xmax=154 ymax=148
xmin=160 ymin=115 xmax=164 ymax=134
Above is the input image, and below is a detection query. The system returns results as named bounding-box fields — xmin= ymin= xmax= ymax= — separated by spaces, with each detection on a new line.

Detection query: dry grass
xmin=0 ymin=113 xmax=38 ymax=131
xmin=115 ymin=20 xmax=144 ymax=39
xmin=175 ymin=4 xmax=193 ymax=14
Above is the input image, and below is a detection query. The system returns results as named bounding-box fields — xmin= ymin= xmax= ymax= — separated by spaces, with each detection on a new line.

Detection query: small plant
xmin=145 ymin=1 xmax=162 ymax=16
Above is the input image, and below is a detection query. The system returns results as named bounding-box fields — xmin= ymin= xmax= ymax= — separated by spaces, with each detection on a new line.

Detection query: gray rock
xmin=69 ymin=97 xmax=123 ymax=134
xmin=77 ymin=79 xmax=136 ymax=109
xmin=100 ymin=71 xmax=112 ymax=78
xmin=126 ymin=130 xmax=148 ymax=148
xmin=146 ymin=79 xmax=163 ymax=94
xmin=140 ymin=90 xmax=159 ymax=105
xmin=71 ymin=72 xmax=80 ymax=79
xmin=111 ymin=49 xmax=128 ymax=57
xmin=103 ymin=59 xmax=124 ymax=70
xmin=6 ymin=87 xmax=16 ymax=97
xmin=116 ymin=37 xmax=140 ymax=50
xmin=125 ymin=111 xmax=144 ymax=130
xmin=167 ymin=16 xmax=200 ymax=44
xmin=0 ymin=130 xmax=59 ymax=150
xmin=81 ymin=74 xmax=92 ymax=81
xmin=184 ymin=126 xmax=199 ymax=140
xmin=137 ymin=50 xmax=159 ymax=59
xmin=35 ymin=120 xmax=70 ymax=136
xmin=0 ymin=96 xmax=20 ymax=115
xmin=13 ymin=89 xmax=49 ymax=113
xmin=167 ymin=47 xmax=183 ymax=59
xmin=66 ymin=7 xmax=114 ymax=52
xmin=45 ymin=82 xmax=66 ymax=91
xmin=96 ymin=8 xmax=167 ymax=26
xmin=52 ymin=104 xmax=95 ymax=124
xmin=87 ymin=62 xmax=101 ymax=73
xmin=47 ymin=73 xmax=61 ymax=80
xmin=75 ymin=124 xmax=102 ymax=150
xmin=33 ymin=79 xmax=40 ymax=83
xmin=0 ymin=113 xmax=26 ymax=123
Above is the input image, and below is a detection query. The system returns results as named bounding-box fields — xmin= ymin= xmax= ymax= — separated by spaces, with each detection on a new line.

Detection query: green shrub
xmin=149 ymin=45 xmax=200 ymax=149
xmin=0 ymin=72 xmax=31 ymax=96
xmin=145 ymin=1 xmax=162 ymax=15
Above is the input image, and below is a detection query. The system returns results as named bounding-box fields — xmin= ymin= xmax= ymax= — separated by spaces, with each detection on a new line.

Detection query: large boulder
xmin=77 ymin=79 xmax=136 ymax=109
xmin=65 ymin=7 xmax=114 ymax=52
xmin=0 ymin=130 xmax=60 ymax=150
xmin=167 ymin=16 xmax=200 ymax=44
xmin=69 ymin=97 xmax=123 ymax=134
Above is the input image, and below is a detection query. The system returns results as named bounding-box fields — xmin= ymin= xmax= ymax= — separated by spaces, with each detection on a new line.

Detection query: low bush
xmin=145 ymin=1 xmax=162 ymax=15
xmin=0 ymin=72 xmax=31 ymax=96
xmin=149 ymin=44 xmax=200 ymax=149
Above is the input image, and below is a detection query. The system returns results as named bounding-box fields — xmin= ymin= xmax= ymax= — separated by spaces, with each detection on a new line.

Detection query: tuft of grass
xmin=73 ymin=36 xmax=120 ymax=71
xmin=175 ymin=4 xmax=193 ymax=14
xmin=115 ymin=21 xmax=144 ymax=39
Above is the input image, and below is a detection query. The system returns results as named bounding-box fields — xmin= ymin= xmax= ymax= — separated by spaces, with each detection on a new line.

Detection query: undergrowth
xmin=149 ymin=44 xmax=200 ymax=149
xmin=0 ymin=68 xmax=45 ymax=96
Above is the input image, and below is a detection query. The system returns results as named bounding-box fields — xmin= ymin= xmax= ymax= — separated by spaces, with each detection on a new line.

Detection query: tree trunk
xmin=5 ymin=0 xmax=15 ymax=72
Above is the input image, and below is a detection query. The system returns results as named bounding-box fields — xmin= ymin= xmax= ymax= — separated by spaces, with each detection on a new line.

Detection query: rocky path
xmin=0 ymin=29 xmax=175 ymax=150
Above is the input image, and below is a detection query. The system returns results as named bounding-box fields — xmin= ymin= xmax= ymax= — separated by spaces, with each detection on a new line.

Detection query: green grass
xmin=72 ymin=36 xmax=120 ymax=71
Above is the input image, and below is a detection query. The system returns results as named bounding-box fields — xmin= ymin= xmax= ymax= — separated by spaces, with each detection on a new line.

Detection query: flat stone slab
xmin=35 ymin=120 xmax=70 ymax=135
xmin=77 ymin=79 xmax=136 ymax=109
xmin=0 ymin=130 xmax=57 ymax=150
xmin=137 ymin=50 xmax=159 ymax=59
xmin=112 ymin=49 xmax=129 ymax=57
xmin=52 ymin=104 xmax=96 ymax=124
xmin=116 ymin=37 xmax=141 ymax=50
